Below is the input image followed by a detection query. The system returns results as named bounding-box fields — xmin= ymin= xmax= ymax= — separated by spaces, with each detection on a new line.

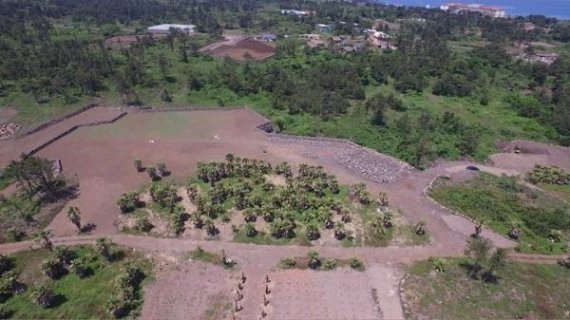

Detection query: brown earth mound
xmin=203 ymin=37 xmax=276 ymax=61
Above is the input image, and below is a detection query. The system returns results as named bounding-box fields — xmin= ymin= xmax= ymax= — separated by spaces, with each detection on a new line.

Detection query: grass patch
xmin=403 ymin=258 xmax=570 ymax=319
xmin=1 ymin=245 xmax=151 ymax=319
xmin=539 ymin=183 xmax=570 ymax=203
xmin=0 ymin=195 xmax=43 ymax=242
xmin=429 ymin=173 xmax=570 ymax=254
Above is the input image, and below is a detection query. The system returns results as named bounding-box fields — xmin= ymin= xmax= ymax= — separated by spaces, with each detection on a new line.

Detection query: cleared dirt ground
xmin=1 ymin=106 xmax=569 ymax=320
xmin=201 ymin=37 xmax=276 ymax=61
xmin=141 ymin=261 xmax=235 ymax=320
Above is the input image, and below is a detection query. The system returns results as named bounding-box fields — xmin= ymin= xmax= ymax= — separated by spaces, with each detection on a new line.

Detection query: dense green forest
xmin=0 ymin=0 xmax=569 ymax=167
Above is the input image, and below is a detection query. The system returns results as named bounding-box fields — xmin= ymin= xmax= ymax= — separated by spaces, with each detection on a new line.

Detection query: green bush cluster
xmin=527 ymin=165 xmax=570 ymax=185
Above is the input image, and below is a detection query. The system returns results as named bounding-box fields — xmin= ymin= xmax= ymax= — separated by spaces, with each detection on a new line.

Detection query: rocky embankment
xmin=269 ymin=134 xmax=415 ymax=183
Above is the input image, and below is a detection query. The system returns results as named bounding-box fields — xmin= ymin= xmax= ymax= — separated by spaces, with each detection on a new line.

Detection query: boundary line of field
xmin=27 ymin=112 xmax=128 ymax=156
xmin=20 ymin=103 xmax=99 ymax=138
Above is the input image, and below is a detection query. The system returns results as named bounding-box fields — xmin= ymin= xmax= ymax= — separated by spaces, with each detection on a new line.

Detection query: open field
xmin=402 ymin=258 xmax=570 ymax=319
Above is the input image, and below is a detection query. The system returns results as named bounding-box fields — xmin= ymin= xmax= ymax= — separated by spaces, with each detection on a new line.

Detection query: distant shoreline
xmin=379 ymin=0 xmax=570 ymax=20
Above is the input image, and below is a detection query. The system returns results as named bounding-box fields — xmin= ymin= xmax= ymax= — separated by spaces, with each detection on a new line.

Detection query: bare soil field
xmin=0 ymin=106 xmax=124 ymax=165
xmin=201 ymin=37 xmax=276 ymax=61
xmin=267 ymin=268 xmax=380 ymax=320
xmin=141 ymin=261 xmax=235 ymax=320
xmin=490 ymin=140 xmax=570 ymax=172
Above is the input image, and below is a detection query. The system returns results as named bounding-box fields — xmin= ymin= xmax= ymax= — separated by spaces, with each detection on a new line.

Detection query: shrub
xmin=281 ymin=257 xmax=296 ymax=268
xmin=135 ymin=216 xmax=153 ymax=232
xmin=349 ymin=257 xmax=365 ymax=271
xmin=322 ymin=258 xmax=337 ymax=270
xmin=117 ymin=192 xmax=142 ymax=213
xmin=429 ymin=257 xmax=448 ymax=273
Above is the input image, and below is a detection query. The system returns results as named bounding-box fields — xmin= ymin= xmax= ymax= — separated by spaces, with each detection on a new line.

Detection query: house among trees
xmin=367 ymin=30 xmax=395 ymax=50
xmin=530 ymin=52 xmax=560 ymax=65
xmin=260 ymin=34 xmax=277 ymax=42
xmin=281 ymin=9 xmax=316 ymax=17
xmin=147 ymin=24 xmax=195 ymax=34
xmin=440 ymin=3 xmax=506 ymax=18
xmin=316 ymin=24 xmax=333 ymax=34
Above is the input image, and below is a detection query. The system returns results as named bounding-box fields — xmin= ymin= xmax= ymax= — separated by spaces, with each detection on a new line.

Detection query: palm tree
xmin=67 ymin=207 xmax=81 ymax=232
xmin=41 ymin=258 xmax=66 ymax=279
xmin=244 ymin=223 xmax=257 ymax=237
xmin=157 ymin=163 xmax=169 ymax=176
xmin=306 ymin=223 xmax=320 ymax=241
xmin=204 ymin=218 xmax=218 ymax=237
xmin=34 ymin=230 xmax=53 ymax=251
xmin=507 ymin=222 xmax=521 ymax=240
xmin=70 ymin=258 xmax=90 ymax=278
xmin=334 ymin=223 xmax=346 ymax=240
xmin=465 ymin=237 xmax=492 ymax=279
xmin=192 ymin=212 xmax=204 ymax=229
xmin=243 ymin=209 xmax=257 ymax=222
xmin=146 ymin=167 xmax=159 ymax=181
xmin=415 ymin=220 xmax=426 ymax=235
xmin=382 ymin=212 xmax=393 ymax=228
xmin=377 ymin=192 xmax=389 ymax=207
xmin=95 ymin=238 xmax=116 ymax=261
xmin=32 ymin=283 xmax=57 ymax=308
xmin=307 ymin=250 xmax=321 ymax=269
xmin=485 ymin=248 xmax=507 ymax=282
xmin=133 ymin=159 xmax=144 ymax=172
xmin=474 ymin=219 xmax=484 ymax=238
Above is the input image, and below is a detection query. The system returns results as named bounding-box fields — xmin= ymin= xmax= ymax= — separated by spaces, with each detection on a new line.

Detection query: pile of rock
xmin=333 ymin=145 xmax=415 ymax=183
xmin=0 ymin=122 xmax=21 ymax=140
xmin=268 ymin=134 xmax=415 ymax=183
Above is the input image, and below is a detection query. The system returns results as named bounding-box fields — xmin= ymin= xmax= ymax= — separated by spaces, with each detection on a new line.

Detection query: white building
xmin=440 ymin=3 xmax=506 ymax=18
xmin=147 ymin=24 xmax=195 ymax=34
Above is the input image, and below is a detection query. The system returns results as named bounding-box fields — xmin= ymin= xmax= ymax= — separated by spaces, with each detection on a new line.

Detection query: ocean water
xmin=381 ymin=0 xmax=570 ymax=19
